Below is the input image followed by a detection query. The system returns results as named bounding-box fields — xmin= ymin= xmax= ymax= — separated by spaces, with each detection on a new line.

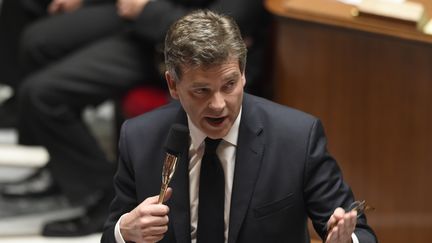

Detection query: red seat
xmin=121 ymin=86 xmax=169 ymax=118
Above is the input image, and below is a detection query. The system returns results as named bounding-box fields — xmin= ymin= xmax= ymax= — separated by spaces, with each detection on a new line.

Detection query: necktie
xmin=197 ymin=138 xmax=224 ymax=243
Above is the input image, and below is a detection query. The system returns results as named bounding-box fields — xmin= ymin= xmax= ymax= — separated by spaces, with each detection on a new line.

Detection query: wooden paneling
xmin=266 ymin=0 xmax=432 ymax=242
xmin=266 ymin=0 xmax=432 ymax=43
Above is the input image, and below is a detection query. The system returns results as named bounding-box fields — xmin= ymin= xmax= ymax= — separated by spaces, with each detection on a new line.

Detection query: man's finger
xmin=143 ymin=194 xmax=161 ymax=205
xmin=141 ymin=187 xmax=173 ymax=205
xmin=326 ymin=226 xmax=338 ymax=242
xmin=163 ymin=187 xmax=173 ymax=203
xmin=333 ymin=207 xmax=346 ymax=218
xmin=327 ymin=207 xmax=346 ymax=230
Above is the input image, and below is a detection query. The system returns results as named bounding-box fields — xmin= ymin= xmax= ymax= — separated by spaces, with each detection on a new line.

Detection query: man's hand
xmin=117 ymin=0 xmax=150 ymax=20
xmin=47 ymin=0 xmax=83 ymax=15
xmin=325 ymin=207 xmax=357 ymax=243
xmin=120 ymin=188 xmax=173 ymax=243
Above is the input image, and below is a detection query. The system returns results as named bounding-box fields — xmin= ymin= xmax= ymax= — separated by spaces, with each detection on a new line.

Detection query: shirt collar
xmin=188 ymin=107 xmax=242 ymax=150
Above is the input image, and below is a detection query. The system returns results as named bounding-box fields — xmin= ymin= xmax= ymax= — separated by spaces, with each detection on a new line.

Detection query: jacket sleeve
xmin=303 ymin=119 xmax=378 ymax=242
xmin=101 ymin=120 xmax=138 ymax=243
xmin=131 ymin=0 xmax=268 ymax=43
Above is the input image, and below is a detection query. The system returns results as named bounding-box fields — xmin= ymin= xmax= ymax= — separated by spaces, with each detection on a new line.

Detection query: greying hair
xmin=164 ymin=10 xmax=247 ymax=81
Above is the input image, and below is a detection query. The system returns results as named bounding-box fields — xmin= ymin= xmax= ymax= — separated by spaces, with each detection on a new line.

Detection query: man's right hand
xmin=116 ymin=0 xmax=151 ymax=20
xmin=120 ymin=188 xmax=172 ymax=243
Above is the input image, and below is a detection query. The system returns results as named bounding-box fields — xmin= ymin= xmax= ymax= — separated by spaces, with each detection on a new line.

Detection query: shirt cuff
xmin=114 ymin=213 xmax=128 ymax=243
xmin=352 ymin=232 xmax=359 ymax=243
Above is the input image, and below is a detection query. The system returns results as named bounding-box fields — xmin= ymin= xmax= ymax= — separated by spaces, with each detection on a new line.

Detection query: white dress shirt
xmin=187 ymin=108 xmax=241 ymax=243
xmin=114 ymin=106 xmax=359 ymax=243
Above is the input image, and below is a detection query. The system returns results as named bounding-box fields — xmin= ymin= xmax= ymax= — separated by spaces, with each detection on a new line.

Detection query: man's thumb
xmin=163 ymin=187 xmax=173 ymax=203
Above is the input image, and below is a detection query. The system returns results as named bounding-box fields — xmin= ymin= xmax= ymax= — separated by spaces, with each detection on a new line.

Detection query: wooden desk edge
xmin=265 ymin=0 xmax=432 ymax=44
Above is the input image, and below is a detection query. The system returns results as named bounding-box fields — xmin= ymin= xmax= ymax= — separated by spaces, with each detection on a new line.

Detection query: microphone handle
xmin=158 ymin=183 xmax=168 ymax=204
xmin=158 ymin=153 xmax=178 ymax=204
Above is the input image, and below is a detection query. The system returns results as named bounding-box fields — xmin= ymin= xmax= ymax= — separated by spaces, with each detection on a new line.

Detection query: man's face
xmin=166 ymin=58 xmax=246 ymax=139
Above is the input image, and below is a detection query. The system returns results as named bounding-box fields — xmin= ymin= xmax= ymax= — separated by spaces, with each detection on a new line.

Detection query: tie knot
xmin=204 ymin=138 xmax=222 ymax=155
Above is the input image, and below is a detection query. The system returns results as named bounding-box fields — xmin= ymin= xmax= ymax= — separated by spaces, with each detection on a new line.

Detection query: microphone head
xmin=164 ymin=124 xmax=189 ymax=155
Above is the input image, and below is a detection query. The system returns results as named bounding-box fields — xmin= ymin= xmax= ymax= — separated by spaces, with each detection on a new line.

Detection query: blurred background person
xmin=0 ymin=0 xmax=43 ymax=128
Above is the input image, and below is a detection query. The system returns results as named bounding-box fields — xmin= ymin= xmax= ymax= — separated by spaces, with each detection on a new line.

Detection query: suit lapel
xmin=228 ymin=94 xmax=265 ymax=243
xmin=166 ymin=108 xmax=192 ymax=243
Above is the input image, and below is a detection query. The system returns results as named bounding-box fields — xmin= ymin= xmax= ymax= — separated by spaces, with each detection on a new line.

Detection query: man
xmin=3 ymin=0 xmax=269 ymax=237
xmin=101 ymin=10 xmax=377 ymax=243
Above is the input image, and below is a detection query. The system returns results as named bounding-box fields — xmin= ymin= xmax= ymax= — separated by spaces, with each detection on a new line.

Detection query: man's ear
xmin=165 ymin=71 xmax=179 ymax=99
xmin=241 ymin=71 xmax=246 ymax=87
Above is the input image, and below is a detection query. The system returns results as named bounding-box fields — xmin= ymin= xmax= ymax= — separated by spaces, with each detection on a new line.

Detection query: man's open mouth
xmin=205 ymin=116 xmax=226 ymax=125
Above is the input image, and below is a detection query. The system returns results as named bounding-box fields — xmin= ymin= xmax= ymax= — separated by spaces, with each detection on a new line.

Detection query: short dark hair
xmin=164 ymin=10 xmax=247 ymax=81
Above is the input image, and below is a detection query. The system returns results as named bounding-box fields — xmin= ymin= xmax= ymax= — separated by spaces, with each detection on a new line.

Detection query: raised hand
xmin=325 ymin=207 xmax=357 ymax=243
xmin=120 ymin=188 xmax=173 ymax=243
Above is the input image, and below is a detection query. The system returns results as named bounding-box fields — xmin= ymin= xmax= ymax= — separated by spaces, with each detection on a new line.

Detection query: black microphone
xmin=158 ymin=124 xmax=189 ymax=203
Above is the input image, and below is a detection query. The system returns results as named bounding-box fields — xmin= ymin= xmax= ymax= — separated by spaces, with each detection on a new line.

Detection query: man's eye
xmin=224 ymin=81 xmax=236 ymax=91
xmin=194 ymin=88 xmax=208 ymax=94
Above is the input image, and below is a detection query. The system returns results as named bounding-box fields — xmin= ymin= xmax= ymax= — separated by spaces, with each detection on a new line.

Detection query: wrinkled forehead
xmin=177 ymin=57 xmax=242 ymax=77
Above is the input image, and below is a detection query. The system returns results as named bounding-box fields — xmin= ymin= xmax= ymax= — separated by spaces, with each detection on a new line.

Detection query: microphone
xmin=158 ymin=124 xmax=189 ymax=204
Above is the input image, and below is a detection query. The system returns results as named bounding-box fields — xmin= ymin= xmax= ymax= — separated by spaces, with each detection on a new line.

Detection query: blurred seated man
xmin=1 ymin=0 xmax=270 ymax=237
xmin=101 ymin=10 xmax=377 ymax=243
xmin=0 ymin=0 xmax=40 ymax=128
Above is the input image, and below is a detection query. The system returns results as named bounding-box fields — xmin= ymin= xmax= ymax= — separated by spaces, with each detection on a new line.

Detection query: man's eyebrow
xmin=223 ymin=72 xmax=240 ymax=81
xmin=190 ymin=81 xmax=210 ymax=88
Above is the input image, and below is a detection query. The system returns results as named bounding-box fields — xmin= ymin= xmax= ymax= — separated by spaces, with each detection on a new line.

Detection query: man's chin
xmin=201 ymin=124 xmax=229 ymax=139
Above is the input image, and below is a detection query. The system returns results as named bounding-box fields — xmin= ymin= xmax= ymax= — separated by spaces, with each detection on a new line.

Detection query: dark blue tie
xmin=197 ymin=138 xmax=224 ymax=243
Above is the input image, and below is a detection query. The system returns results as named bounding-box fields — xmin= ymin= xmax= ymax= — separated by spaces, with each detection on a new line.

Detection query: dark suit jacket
xmin=101 ymin=94 xmax=377 ymax=243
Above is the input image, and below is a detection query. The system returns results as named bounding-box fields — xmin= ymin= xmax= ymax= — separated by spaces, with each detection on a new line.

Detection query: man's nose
xmin=209 ymin=92 xmax=225 ymax=110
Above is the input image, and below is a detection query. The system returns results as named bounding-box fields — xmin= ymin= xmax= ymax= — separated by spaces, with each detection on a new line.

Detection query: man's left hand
xmin=325 ymin=207 xmax=357 ymax=243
